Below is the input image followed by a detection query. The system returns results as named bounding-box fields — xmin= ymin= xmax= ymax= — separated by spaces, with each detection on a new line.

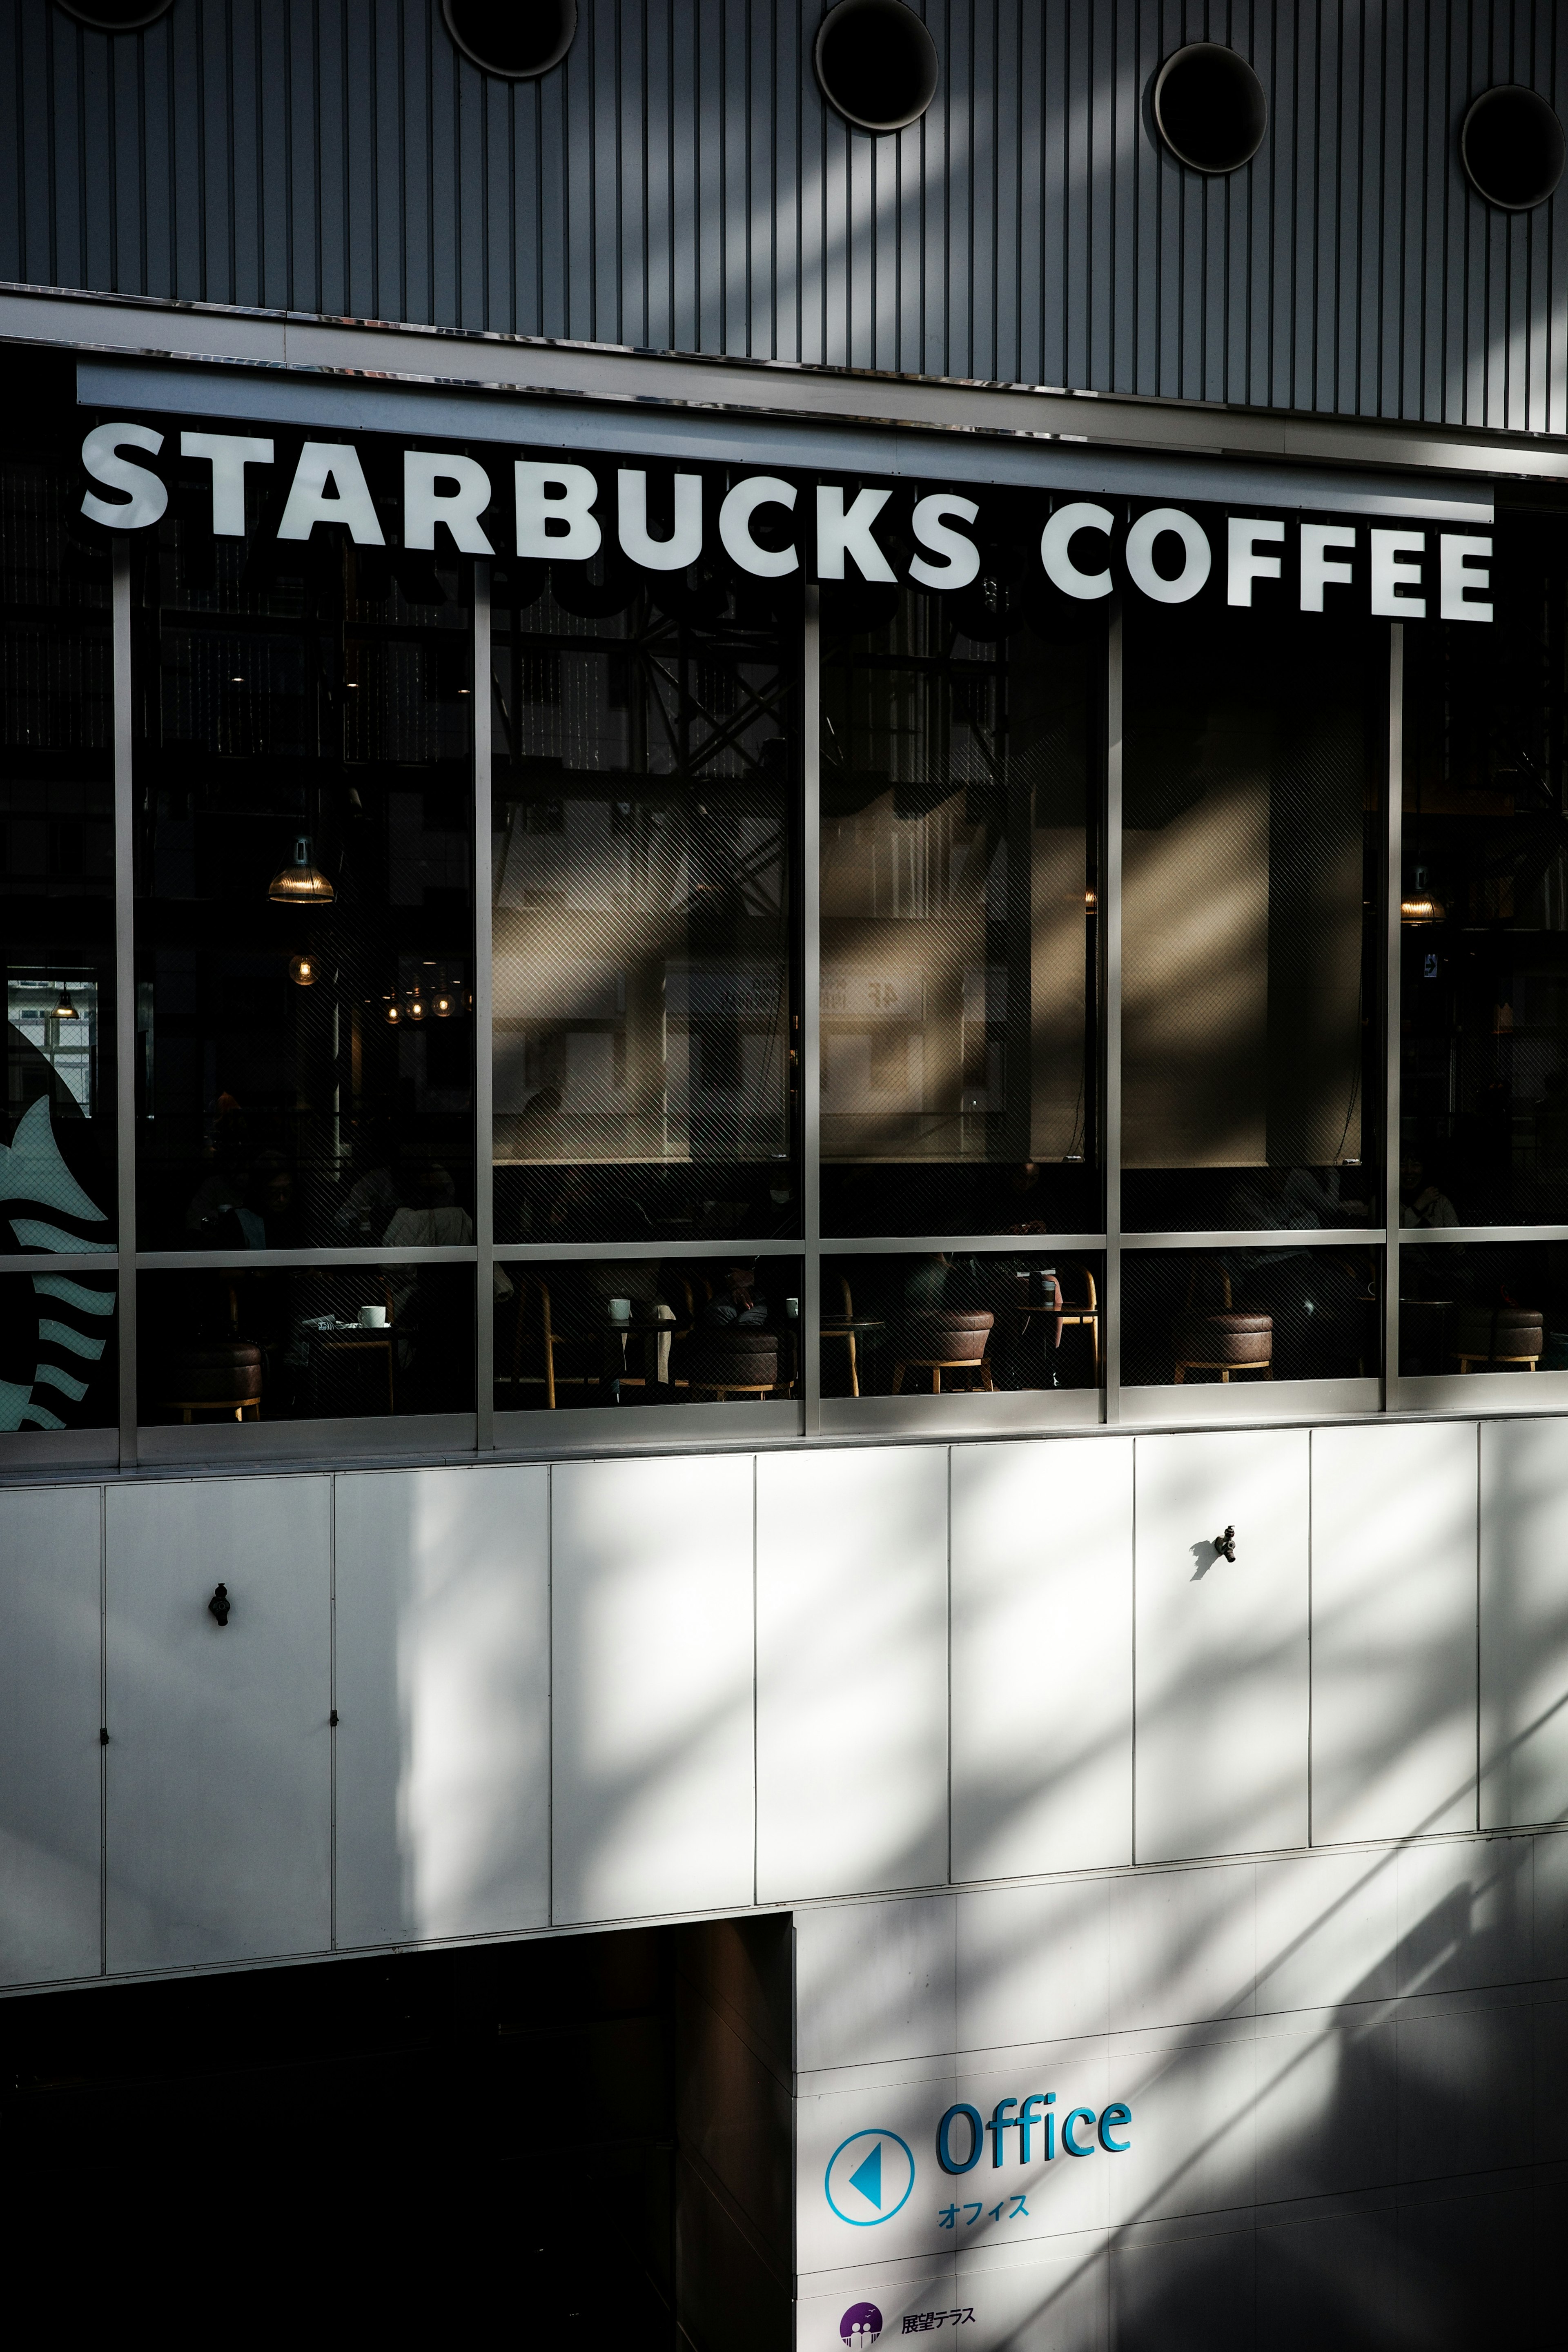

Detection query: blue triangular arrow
xmin=848 ymin=2141 xmax=883 ymax=2209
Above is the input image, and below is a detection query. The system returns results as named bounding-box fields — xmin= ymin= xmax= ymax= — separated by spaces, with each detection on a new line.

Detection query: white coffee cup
xmin=359 ymin=1303 xmax=388 ymax=1328
xmin=785 ymin=1297 xmax=800 ymax=1320
xmin=608 ymin=1297 xmax=632 ymax=1323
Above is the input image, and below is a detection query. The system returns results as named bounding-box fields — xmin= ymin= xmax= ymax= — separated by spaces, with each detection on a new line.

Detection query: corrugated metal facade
xmin=1 ymin=0 xmax=1564 ymax=433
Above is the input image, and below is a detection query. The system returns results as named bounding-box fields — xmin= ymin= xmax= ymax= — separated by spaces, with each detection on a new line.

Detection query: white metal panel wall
xmin=756 ymin=1447 xmax=948 ymax=1904
xmin=103 ymin=1478 xmax=332 ymax=1970
xmin=334 ymin=1465 xmax=550 ymax=1947
xmin=0 ymin=1486 xmax=102 ymax=1986
xmin=551 ymin=1453 xmax=754 ymax=1925
xmin=1135 ymin=1430 xmax=1310 ymax=1863
xmin=1480 ymin=1418 xmax=1568 ymax=1831
xmin=950 ymin=1436 xmax=1134 ymax=1880
xmin=1312 ymin=1423 xmax=1479 ymax=1844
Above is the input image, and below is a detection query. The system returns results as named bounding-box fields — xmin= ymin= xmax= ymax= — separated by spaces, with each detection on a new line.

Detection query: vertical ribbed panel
xmin=2 ymin=0 xmax=1565 ymax=432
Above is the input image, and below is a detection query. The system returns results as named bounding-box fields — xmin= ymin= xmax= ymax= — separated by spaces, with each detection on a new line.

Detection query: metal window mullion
xmin=112 ymin=541 xmax=136 ymax=1468
xmin=473 ymin=562 xmax=495 ymax=1450
xmin=802 ymin=585 xmax=822 ymax=1438
xmin=1103 ymin=603 xmax=1123 ymax=1425
xmin=1384 ymin=624 xmax=1403 ymax=1412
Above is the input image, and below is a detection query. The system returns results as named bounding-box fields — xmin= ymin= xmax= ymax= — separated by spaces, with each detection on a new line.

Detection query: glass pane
xmin=1402 ymin=508 xmax=1568 ymax=1224
xmin=3 ymin=365 xmax=117 ymax=1238
xmin=820 ymin=1250 xmax=1103 ymax=1399
xmin=138 ymin=1263 xmax=474 ymax=1423
xmin=0 ymin=1265 xmax=118 ymax=1432
xmin=1122 ymin=1247 xmax=1381 ymax=1386
xmin=132 ymin=468 xmax=474 ymax=1250
xmin=495 ymin=1252 xmax=802 ymax=1410
xmin=820 ymin=581 xmax=1100 ymax=1237
xmin=1121 ymin=603 xmax=1382 ymax=1232
xmin=491 ymin=542 xmax=798 ymax=1245
xmin=1398 ymin=1239 xmax=1568 ymax=1375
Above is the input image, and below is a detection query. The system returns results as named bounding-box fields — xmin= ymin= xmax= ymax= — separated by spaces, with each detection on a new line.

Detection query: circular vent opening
xmin=1461 ymin=85 xmax=1566 ymax=212
xmin=53 ymin=0 xmax=173 ymax=28
xmin=815 ymin=0 xmax=939 ymax=135
xmin=1153 ymin=42 xmax=1267 ymax=175
xmin=442 ymin=0 xmax=577 ymax=80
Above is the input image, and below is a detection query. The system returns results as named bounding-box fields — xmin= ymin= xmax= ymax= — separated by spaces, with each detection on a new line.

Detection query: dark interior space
xmin=0 ymin=1928 xmax=684 ymax=2333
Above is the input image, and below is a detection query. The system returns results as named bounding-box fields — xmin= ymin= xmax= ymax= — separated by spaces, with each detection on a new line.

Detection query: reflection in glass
xmin=132 ymin=486 xmax=474 ymax=1249
xmin=491 ymin=554 xmax=797 ymax=1245
xmin=2 ymin=366 xmax=117 ymax=1229
xmin=0 ymin=1266 xmax=117 ymax=1432
xmin=820 ymin=583 xmax=1099 ymax=1237
xmin=138 ymin=1263 xmax=474 ymax=1423
xmin=1397 ymin=1239 xmax=1568 ymax=1375
xmin=1122 ymin=1247 xmax=1380 ymax=1386
xmin=1120 ymin=604 xmax=1381 ymax=1231
xmin=1403 ymin=511 xmax=1568 ymax=1224
xmin=495 ymin=1252 xmax=802 ymax=1409
xmin=820 ymin=1251 xmax=1102 ymax=1399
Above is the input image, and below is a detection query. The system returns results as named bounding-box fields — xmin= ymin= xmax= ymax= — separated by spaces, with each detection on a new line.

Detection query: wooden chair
xmin=1172 ymin=1266 xmax=1272 ymax=1383
xmin=825 ymin=1273 xmax=862 ymax=1396
xmin=1056 ymin=1263 xmax=1100 ymax=1378
xmin=502 ymin=1274 xmax=597 ymax=1408
xmin=162 ymin=1282 xmax=263 ymax=1422
xmin=891 ymin=1309 xmax=996 ymax=1394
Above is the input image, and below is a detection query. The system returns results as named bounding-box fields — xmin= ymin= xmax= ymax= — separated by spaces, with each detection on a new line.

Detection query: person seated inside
xmin=190 ymin=1149 xmax=299 ymax=1251
xmin=702 ymin=1262 xmax=768 ymax=1328
xmin=1400 ymin=1153 xmax=1459 ymax=1228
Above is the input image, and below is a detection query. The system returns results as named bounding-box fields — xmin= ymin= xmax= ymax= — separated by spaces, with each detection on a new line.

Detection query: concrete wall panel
xmin=757 ymin=1446 xmax=948 ymax=1905
xmin=951 ymin=1437 xmax=1133 ymax=1882
xmin=0 ymin=1485 xmax=102 ymax=1987
xmin=551 ymin=1453 xmax=753 ymax=1924
xmin=1311 ymin=1423 xmax=1478 ymax=1843
xmin=333 ymin=1464 xmax=550 ymax=1948
xmin=1480 ymin=1417 xmax=1568 ymax=1829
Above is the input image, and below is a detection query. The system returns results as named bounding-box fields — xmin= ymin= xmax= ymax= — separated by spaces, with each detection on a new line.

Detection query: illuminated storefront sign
xmin=78 ymin=421 xmax=1494 ymax=622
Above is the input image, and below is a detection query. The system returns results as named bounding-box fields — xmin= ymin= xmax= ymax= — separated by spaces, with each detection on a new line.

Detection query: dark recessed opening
xmin=442 ymin=0 xmax=577 ymax=80
xmin=52 ymin=0 xmax=172 ymax=28
xmin=815 ymin=0 xmax=939 ymax=135
xmin=1461 ymin=85 xmax=1566 ymax=212
xmin=1153 ymin=42 xmax=1267 ymax=175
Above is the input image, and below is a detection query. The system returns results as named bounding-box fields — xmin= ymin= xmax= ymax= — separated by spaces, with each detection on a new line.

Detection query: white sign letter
xmin=1125 ymin=508 xmax=1211 ymax=605
xmin=617 ymin=470 xmax=703 ymax=570
xmin=1440 ymin=533 xmax=1493 ymax=624
xmin=909 ymin=494 xmax=980 ymax=590
xmin=403 ymin=451 xmax=495 ymax=553
xmin=180 ymin=432 xmax=274 ymax=537
xmin=1227 ymin=516 xmax=1284 ymax=607
xmin=80 ymin=422 xmax=167 ymax=530
xmin=514 ymin=461 xmax=601 ymax=561
xmin=815 ymin=485 xmax=895 ymax=582
xmin=1301 ymin=522 xmax=1356 ymax=612
xmin=1370 ymin=528 xmax=1425 ymax=617
xmin=719 ymin=477 xmax=798 ymax=578
xmin=276 ymin=443 xmax=386 ymax=544
xmin=1040 ymin=502 xmax=1114 ymax=600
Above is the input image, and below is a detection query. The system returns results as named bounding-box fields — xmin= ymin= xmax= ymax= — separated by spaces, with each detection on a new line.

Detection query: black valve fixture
xmin=208 ymin=1583 xmax=232 ymax=1627
xmin=442 ymin=0 xmax=576 ymax=80
xmin=1461 ymin=86 xmax=1566 ymax=213
xmin=1154 ymin=43 xmax=1267 ymax=176
xmin=815 ymin=0 xmax=940 ymax=136
xmin=1213 ymin=1526 xmax=1237 ymax=1562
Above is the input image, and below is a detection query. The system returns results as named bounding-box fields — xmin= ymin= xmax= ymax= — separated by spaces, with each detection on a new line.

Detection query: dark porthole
xmin=442 ymin=0 xmax=577 ymax=80
xmin=52 ymin=0 xmax=173 ymax=28
xmin=1461 ymin=85 xmax=1566 ymax=212
xmin=815 ymin=0 xmax=939 ymax=135
xmin=1153 ymin=41 xmax=1267 ymax=175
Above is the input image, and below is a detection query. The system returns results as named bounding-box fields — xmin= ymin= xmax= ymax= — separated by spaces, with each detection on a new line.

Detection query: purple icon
xmin=840 ymin=2306 xmax=883 ymax=2348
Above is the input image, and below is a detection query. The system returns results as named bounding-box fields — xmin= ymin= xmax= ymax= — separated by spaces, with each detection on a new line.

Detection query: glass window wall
xmin=16 ymin=381 xmax=1568 ymax=1458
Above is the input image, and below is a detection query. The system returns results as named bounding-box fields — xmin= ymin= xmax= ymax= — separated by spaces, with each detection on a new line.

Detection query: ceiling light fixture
xmin=287 ymin=954 xmax=317 ymax=987
xmin=267 ymin=836 xmax=336 ymax=905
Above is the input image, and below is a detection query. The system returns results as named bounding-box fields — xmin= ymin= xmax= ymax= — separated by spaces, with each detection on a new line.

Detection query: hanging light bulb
xmin=383 ymin=998 xmax=402 ymax=1027
xmin=268 ymin=835 xmax=336 ymax=906
xmin=405 ymin=993 xmax=426 ymax=1022
xmin=287 ymin=953 xmax=317 ymax=987
xmin=433 ymin=987 xmax=454 ymax=1017
xmin=55 ymin=982 xmax=80 ymax=1020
